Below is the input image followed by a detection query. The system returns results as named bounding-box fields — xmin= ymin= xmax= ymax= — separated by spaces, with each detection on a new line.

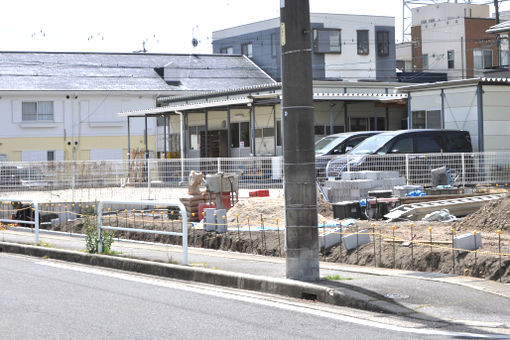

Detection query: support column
xmin=281 ymin=0 xmax=319 ymax=282
xmin=205 ymin=109 xmax=208 ymax=158
xmin=344 ymin=102 xmax=348 ymax=132
xmin=127 ymin=117 xmax=131 ymax=162
xmin=373 ymin=103 xmax=378 ymax=131
xmin=329 ymin=102 xmax=334 ymax=134
xmin=251 ymin=104 xmax=256 ymax=156
xmin=273 ymin=104 xmax=277 ymax=155
xmin=164 ymin=115 xmax=168 ymax=158
xmin=227 ymin=107 xmax=231 ymax=157
xmin=440 ymin=89 xmax=445 ymax=129
xmin=407 ymin=92 xmax=412 ymax=129
xmin=144 ymin=116 xmax=148 ymax=159
xmin=477 ymin=84 xmax=484 ymax=152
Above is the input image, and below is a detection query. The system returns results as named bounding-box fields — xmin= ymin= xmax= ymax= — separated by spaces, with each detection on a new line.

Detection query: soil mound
xmin=454 ymin=194 xmax=510 ymax=232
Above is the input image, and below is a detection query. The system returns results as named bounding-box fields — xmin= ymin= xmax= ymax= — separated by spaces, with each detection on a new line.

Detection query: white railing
xmin=0 ymin=198 xmax=40 ymax=244
xmin=97 ymin=200 xmax=188 ymax=265
xmin=2 ymin=152 xmax=510 ymax=200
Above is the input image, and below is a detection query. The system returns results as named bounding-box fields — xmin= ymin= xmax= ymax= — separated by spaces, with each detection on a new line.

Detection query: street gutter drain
xmin=384 ymin=293 xmax=409 ymax=300
xmin=301 ymin=292 xmax=317 ymax=301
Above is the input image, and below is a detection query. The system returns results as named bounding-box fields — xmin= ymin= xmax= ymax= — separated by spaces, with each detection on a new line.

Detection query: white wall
xmin=412 ymin=3 xmax=489 ymax=26
xmin=313 ymin=14 xmax=394 ymax=81
xmin=483 ymin=86 xmax=510 ymax=152
xmin=419 ymin=18 xmax=465 ymax=80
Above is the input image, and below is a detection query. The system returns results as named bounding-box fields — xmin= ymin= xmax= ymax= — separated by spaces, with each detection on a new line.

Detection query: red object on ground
xmin=198 ymin=202 xmax=215 ymax=218
xmin=222 ymin=192 xmax=231 ymax=210
xmin=249 ymin=191 xmax=258 ymax=197
xmin=257 ymin=190 xmax=270 ymax=197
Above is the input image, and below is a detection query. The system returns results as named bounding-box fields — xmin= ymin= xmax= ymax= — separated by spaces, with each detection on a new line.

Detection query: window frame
xmin=241 ymin=42 xmax=253 ymax=58
xmin=447 ymin=50 xmax=455 ymax=69
xmin=357 ymin=30 xmax=369 ymax=55
xmin=220 ymin=46 xmax=233 ymax=55
xmin=270 ymin=33 xmax=278 ymax=58
xmin=376 ymin=31 xmax=390 ymax=57
xmin=411 ymin=109 xmax=441 ymax=129
xmin=22 ymin=101 xmax=54 ymax=122
xmin=313 ymin=28 xmax=342 ymax=54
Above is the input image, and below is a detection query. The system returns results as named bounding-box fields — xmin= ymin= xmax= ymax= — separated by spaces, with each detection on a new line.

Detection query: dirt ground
xmin=38 ymin=193 xmax=510 ymax=283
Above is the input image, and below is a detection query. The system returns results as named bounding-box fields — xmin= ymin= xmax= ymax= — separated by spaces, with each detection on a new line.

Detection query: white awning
xmin=118 ymin=97 xmax=253 ymax=117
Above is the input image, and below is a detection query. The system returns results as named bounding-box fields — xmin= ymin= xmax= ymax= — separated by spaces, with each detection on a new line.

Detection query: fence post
xmin=72 ymin=162 xmax=76 ymax=202
xmin=97 ymin=201 xmax=104 ymax=253
xmin=147 ymin=159 xmax=151 ymax=200
xmin=180 ymin=201 xmax=188 ymax=266
xmin=461 ymin=153 xmax=466 ymax=187
xmin=217 ymin=158 xmax=221 ymax=173
xmin=405 ymin=154 xmax=410 ymax=184
xmin=34 ymin=202 xmax=40 ymax=246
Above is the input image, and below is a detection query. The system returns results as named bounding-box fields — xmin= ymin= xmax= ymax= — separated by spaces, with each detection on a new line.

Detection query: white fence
xmin=1 ymin=152 xmax=510 ymax=198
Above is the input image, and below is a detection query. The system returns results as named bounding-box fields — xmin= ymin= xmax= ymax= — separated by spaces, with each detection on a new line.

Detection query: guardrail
xmin=0 ymin=198 xmax=40 ymax=245
xmin=97 ymin=200 xmax=188 ymax=265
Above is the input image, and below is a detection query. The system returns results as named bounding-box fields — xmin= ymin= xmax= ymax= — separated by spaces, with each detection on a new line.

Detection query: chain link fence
xmin=2 ymin=152 xmax=510 ymax=200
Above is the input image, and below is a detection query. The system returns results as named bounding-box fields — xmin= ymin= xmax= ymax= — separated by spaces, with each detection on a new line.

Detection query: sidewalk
xmin=2 ymin=228 xmax=510 ymax=330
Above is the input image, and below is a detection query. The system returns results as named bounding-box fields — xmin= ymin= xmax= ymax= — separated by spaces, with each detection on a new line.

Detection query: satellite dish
xmin=192 ymin=38 xmax=199 ymax=48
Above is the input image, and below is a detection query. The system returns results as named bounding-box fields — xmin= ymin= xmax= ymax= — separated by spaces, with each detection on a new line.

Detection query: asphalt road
xmin=1 ymin=253 xmax=495 ymax=340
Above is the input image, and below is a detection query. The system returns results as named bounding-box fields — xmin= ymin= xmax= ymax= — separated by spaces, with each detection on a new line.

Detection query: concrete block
xmin=204 ymin=208 xmax=216 ymax=232
xmin=215 ymin=208 xmax=228 ymax=233
xmin=51 ymin=218 xmax=60 ymax=228
xmin=318 ymin=227 xmax=342 ymax=249
xmin=343 ymin=229 xmax=371 ymax=250
xmin=454 ymin=232 xmax=483 ymax=253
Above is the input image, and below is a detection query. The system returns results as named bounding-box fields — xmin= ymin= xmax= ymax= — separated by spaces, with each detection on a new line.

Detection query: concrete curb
xmin=0 ymin=241 xmax=409 ymax=315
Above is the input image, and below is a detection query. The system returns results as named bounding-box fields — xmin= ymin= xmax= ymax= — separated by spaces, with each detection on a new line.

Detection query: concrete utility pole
xmin=280 ymin=0 xmax=319 ymax=281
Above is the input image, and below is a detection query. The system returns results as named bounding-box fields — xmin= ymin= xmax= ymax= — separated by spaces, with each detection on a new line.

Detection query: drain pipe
xmin=175 ymin=111 xmax=185 ymax=184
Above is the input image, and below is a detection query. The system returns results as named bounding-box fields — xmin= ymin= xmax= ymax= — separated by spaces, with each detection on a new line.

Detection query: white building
xmin=408 ymin=2 xmax=498 ymax=80
xmin=0 ymin=52 xmax=274 ymax=161
xmin=213 ymin=13 xmax=397 ymax=82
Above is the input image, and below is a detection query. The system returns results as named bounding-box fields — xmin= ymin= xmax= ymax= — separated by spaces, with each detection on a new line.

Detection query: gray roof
xmin=0 ymin=52 xmax=275 ymax=92
xmin=487 ymin=20 xmax=510 ymax=34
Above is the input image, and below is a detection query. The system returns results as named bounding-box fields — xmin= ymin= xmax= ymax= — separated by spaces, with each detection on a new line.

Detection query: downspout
xmin=407 ymin=92 xmax=412 ymax=129
xmin=476 ymin=83 xmax=484 ymax=152
xmin=175 ymin=111 xmax=185 ymax=183
xmin=440 ymin=89 xmax=445 ymax=129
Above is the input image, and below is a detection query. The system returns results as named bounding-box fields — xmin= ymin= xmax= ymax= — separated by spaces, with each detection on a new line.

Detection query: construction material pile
xmin=454 ymin=194 xmax=510 ymax=232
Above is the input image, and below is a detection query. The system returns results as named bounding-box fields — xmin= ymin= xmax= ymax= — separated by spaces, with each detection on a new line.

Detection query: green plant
xmin=323 ymin=274 xmax=353 ymax=281
xmin=82 ymin=215 xmax=114 ymax=254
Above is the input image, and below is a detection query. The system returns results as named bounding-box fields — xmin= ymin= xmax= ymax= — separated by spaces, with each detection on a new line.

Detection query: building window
xmin=357 ymin=30 xmax=369 ymax=55
xmin=230 ymin=122 xmax=250 ymax=148
xmin=474 ymin=49 xmax=493 ymax=70
xmin=241 ymin=43 xmax=253 ymax=58
xmin=376 ymin=31 xmax=389 ymax=56
xmin=447 ymin=50 xmax=455 ymax=69
xmin=220 ymin=46 xmax=233 ymax=55
xmin=22 ymin=101 xmax=54 ymax=121
xmin=156 ymin=116 xmax=166 ymax=126
xmin=271 ymin=33 xmax=278 ymax=57
xmin=412 ymin=110 xmax=441 ymax=129
xmin=313 ymin=28 xmax=341 ymax=53
xmin=47 ymin=151 xmax=55 ymax=161
xmin=422 ymin=54 xmax=429 ymax=70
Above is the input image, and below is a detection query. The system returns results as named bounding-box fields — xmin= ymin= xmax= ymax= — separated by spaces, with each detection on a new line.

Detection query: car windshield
xmin=19 ymin=168 xmax=44 ymax=180
xmin=315 ymin=135 xmax=348 ymax=154
xmin=349 ymin=133 xmax=396 ymax=155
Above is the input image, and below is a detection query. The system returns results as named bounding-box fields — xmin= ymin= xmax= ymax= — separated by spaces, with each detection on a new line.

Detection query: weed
xmin=82 ymin=214 xmax=114 ymax=254
xmin=323 ymin=274 xmax=353 ymax=281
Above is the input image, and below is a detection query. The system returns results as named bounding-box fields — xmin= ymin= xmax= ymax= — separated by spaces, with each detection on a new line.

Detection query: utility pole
xmin=280 ymin=0 xmax=319 ymax=281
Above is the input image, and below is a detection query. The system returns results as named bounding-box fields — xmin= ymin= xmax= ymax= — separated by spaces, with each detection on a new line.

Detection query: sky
xmin=2 ymin=0 xmax=509 ymax=54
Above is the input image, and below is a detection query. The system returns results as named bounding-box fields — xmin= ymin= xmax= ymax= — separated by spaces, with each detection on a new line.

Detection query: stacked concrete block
xmin=215 ymin=208 xmax=228 ymax=233
xmin=318 ymin=227 xmax=342 ymax=249
xmin=393 ymin=185 xmax=424 ymax=197
xmin=453 ymin=232 xmax=483 ymax=253
xmin=325 ymin=171 xmax=406 ymax=202
xmin=204 ymin=207 xmax=228 ymax=233
xmin=342 ymin=229 xmax=371 ymax=250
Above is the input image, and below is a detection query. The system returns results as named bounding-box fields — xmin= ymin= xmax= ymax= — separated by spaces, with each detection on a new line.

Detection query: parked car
xmin=315 ymin=131 xmax=381 ymax=180
xmin=326 ymin=129 xmax=474 ymax=184
xmin=315 ymin=131 xmax=381 ymax=156
xmin=0 ymin=165 xmax=48 ymax=190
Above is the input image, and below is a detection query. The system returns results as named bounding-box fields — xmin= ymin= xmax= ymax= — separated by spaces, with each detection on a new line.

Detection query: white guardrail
xmin=97 ymin=200 xmax=188 ymax=265
xmin=0 ymin=198 xmax=41 ymax=244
